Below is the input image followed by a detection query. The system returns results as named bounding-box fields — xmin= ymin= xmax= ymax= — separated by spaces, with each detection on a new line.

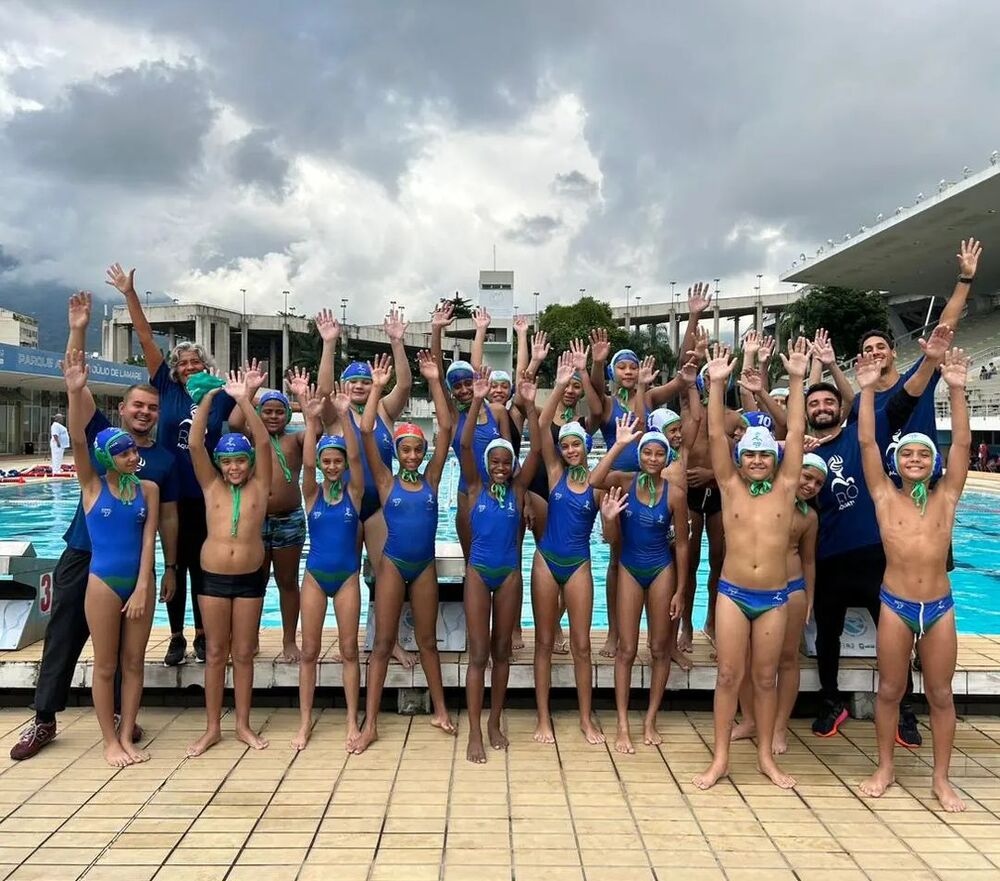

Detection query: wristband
xmin=958 ymin=275 xmax=975 ymax=284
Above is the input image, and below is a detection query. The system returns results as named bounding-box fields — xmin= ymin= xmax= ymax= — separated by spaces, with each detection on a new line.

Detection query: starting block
xmin=0 ymin=541 xmax=58 ymax=650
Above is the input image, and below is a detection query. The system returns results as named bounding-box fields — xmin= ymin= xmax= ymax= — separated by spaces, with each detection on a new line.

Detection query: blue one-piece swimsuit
xmin=469 ymin=486 xmax=520 ymax=591
xmin=305 ymin=490 xmax=361 ymax=596
xmin=349 ymin=409 xmax=394 ymax=521
xmin=85 ymin=478 xmax=148 ymax=602
xmin=620 ymin=476 xmax=673 ymax=589
xmin=537 ymin=471 xmax=599 ymax=585
xmin=452 ymin=407 xmax=501 ymax=494
xmin=382 ymin=477 xmax=439 ymax=586
xmin=601 ymin=396 xmax=640 ymax=472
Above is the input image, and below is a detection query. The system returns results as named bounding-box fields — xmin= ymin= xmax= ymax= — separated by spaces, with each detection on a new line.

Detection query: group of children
xmin=64 ymin=262 xmax=975 ymax=812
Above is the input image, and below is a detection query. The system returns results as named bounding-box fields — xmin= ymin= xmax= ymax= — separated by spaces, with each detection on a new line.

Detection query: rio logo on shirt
xmin=827 ymin=455 xmax=858 ymax=510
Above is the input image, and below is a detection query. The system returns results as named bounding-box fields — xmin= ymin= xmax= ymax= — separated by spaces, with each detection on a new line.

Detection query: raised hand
xmin=742 ymin=330 xmax=760 ymax=362
xmin=472 ymin=306 xmax=491 ymax=331
xmin=780 ymin=336 xmax=811 ymax=379
xmin=919 ymin=324 xmax=955 ymax=364
xmin=370 ymin=353 xmax=393 ymax=387
xmin=554 ymin=351 xmax=574 ymax=386
xmin=940 ymin=347 xmax=969 ymax=388
xmin=513 ymin=314 xmax=529 ymax=333
xmin=68 ymin=291 xmax=92 ymax=331
xmin=706 ymin=343 xmax=734 ymax=383
xmin=601 ymin=485 xmax=628 ymax=520
xmin=416 ymin=349 xmax=438 ymax=381
xmin=854 ymin=353 xmax=880 ymax=390
xmin=384 ymin=307 xmax=408 ymax=341
xmin=224 ymin=369 xmax=248 ymax=401
xmin=303 ymin=385 xmax=327 ymax=419
xmin=687 ymin=282 xmax=712 ymax=315
xmin=757 ymin=335 xmax=775 ymax=364
xmin=678 ymin=352 xmax=699 ymax=384
xmin=472 ymin=366 xmax=491 ymax=400
xmin=810 ymin=327 xmax=835 ymax=366
xmin=286 ymin=365 xmax=311 ymax=398
xmin=739 ymin=366 xmax=764 ymax=394
xmin=431 ymin=301 xmax=455 ymax=329
xmin=61 ymin=348 xmax=89 ymax=392
xmin=615 ymin=411 xmax=643 ymax=445
xmin=958 ymin=238 xmax=982 ymax=278
xmin=589 ymin=327 xmax=611 ymax=363
xmin=531 ymin=330 xmax=551 ymax=363
xmin=638 ymin=355 xmax=657 ymax=386
xmin=568 ymin=338 xmax=589 ymax=372
xmin=315 ymin=309 xmax=341 ymax=342
xmin=693 ymin=326 xmax=710 ymax=361
xmin=518 ymin=371 xmax=537 ymax=405
xmin=243 ymin=358 xmax=266 ymax=396
xmin=105 ymin=263 xmax=136 ymax=297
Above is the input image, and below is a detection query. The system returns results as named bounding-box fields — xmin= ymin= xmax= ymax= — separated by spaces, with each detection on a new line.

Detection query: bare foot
xmin=859 ymin=766 xmax=894 ymax=798
xmin=488 ymin=720 xmax=509 ymax=751
xmin=186 ymin=728 xmax=221 ymax=758
xmin=392 ymin=642 xmax=417 ymax=668
xmin=933 ymin=777 xmax=967 ymax=812
xmin=351 ymin=725 xmax=378 ymax=754
xmin=615 ymin=726 xmax=635 ymax=755
xmin=671 ymin=647 xmax=693 ymax=671
xmin=643 ymin=720 xmax=663 ymax=746
xmin=533 ymin=719 xmax=555 ymax=744
xmin=280 ymin=641 xmax=301 ymax=663
xmin=758 ymin=758 xmax=796 ymax=789
xmin=581 ymin=717 xmax=606 ymax=745
xmin=291 ymin=726 xmax=311 ymax=751
xmin=121 ymin=739 xmax=149 ymax=764
xmin=430 ymin=713 xmax=457 ymax=736
xmin=600 ymin=633 xmax=618 ymax=659
xmin=345 ymin=724 xmax=362 ymax=753
xmin=730 ymin=719 xmax=756 ymax=741
xmin=466 ymin=734 xmax=487 ymax=764
xmin=553 ymin=638 xmax=570 ymax=655
xmin=235 ymin=725 xmax=269 ymax=750
xmin=693 ymin=759 xmax=728 ymax=790
xmin=772 ymin=729 xmax=789 ymax=755
xmin=103 ymin=741 xmax=133 ymax=768
xmin=512 ymin=628 xmax=525 ymax=651
xmin=677 ymin=624 xmax=693 ymax=653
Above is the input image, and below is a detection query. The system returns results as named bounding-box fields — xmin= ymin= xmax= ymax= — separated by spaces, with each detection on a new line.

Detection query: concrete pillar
xmin=668 ymin=308 xmax=678 ymax=356
xmin=167 ymin=326 xmax=176 ymax=353
xmin=755 ymin=300 xmax=764 ymax=333
xmin=269 ymin=337 xmax=278 ymax=388
xmin=733 ymin=313 xmax=741 ymax=346
xmin=194 ymin=314 xmax=209 ymax=350
xmin=281 ymin=323 xmax=290 ymax=384
xmin=126 ymin=327 xmax=134 ymax=360
xmin=214 ymin=321 xmax=231 ymax=373
xmin=113 ymin=325 xmax=129 ymax=362
xmin=101 ymin=319 xmax=111 ymax=360
xmin=240 ymin=322 xmax=248 ymax=367
xmin=713 ymin=302 xmax=721 ymax=341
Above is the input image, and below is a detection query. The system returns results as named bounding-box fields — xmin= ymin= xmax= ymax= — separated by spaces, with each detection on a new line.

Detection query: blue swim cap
xmin=316 ymin=435 xmax=347 ymax=457
xmin=257 ymin=390 xmax=291 ymax=424
xmin=611 ymin=349 xmax=639 ymax=369
xmin=741 ymin=411 xmax=774 ymax=432
xmin=94 ymin=428 xmax=136 ymax=469
xmin=213 ymin=432 xmax=255 ymax=465
xmin=446 ymin=360 xmax=475 ymax=391
xmin=341 ymin=361 xmax=372 ymax=383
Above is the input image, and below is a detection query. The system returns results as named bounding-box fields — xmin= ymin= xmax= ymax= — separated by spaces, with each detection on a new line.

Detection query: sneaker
xmin=812 ymin=701 xmax=849 ymax=737
xmin=896 ymin=708 xmax=922 ymax=748
xmin=164 ymin=634 xmax=187 ymax=667
xmin=10 ymin=719 xmax=57 ymax=760
xmin=113 ymin=715 xmax=144 ymax=744
xmin=194 ymin=633 xmax=206 ymax=664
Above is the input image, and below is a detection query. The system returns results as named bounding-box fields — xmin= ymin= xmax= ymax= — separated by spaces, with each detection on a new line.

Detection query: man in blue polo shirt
xmin=807 ymin=324 xmax=952 ymax=745
xmin=10 ymin=292 xmax=180 ymax=761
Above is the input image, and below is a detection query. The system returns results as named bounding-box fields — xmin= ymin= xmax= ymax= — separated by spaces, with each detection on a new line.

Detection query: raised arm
xmin=538 ymin=352 xmax=573 ymax=479
xmin=62 ymin=350 xmax=99 ymax=496
xmin=225 ymin=359 xmax=267 ymax=432
xmin=905 ymin=324 xmax=954 ymax=398
xmin=810 ymin=328 xmax=855 ymax=415
xmin=224 ymin=370 xmax=272 ymax=489
xmin=678 ymin=282 xmax=711 ymax=369
xmin=330 ymin=382 xmax=366 ymax=503
xmin=514 ymin=314 xmax=530 ymax=381
xmin=189 ymin=386 xmax=221 ymax=491
xmin=298 ymin=383 xmax=324 ymax=507
xmin=599 ymin=485 xmax=628 ymax=547
xmin=739 ymin=366 xmax=787 ymax=437
xmin=470 ymin=307 xmax=490 ymax=372
xmin=430 ymin=301 xmax=454 ymax=379
xmin=856 ymin=354 xmax=893 ymax=500
xmin=681 ymin=384 xmax=703 ymax=450
xmin=589 ymin=412 xmax=641 ymax=491
xmin=706 ymin=345 xmax=739 ymax=486
xmin=314 ymin=309 xmax=341 ymax=399
xmin=775 ymin=337 xmax=809 ymax=492
xmin=588 ymin=327 xmax=610 ymax=409
xmin=939 ymin=348 xmax=971 ymax=498
xmin=739 ymin=332 xmax=761 ymax=411
xmin=421 ymin=350 xmax=453 ymax=487
xmin=105 ymin=263 xmax=163 ymax=376
xmin=361 ymin=354 xmax=395 ymax=494
xmin=381 ymin=307 xmax=412 ymax=420
xmin=937 ymin=238 xmax=982 ymax=331
xmin=647 ymin=352 xmax=698 ymax=408
xmin=459 ymin=369 xmax=489 ymax=493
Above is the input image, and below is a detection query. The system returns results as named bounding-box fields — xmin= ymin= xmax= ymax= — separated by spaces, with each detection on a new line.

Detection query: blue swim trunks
xmin=786 ymin=576 xmax=806 ymax=595
xmin=718 ymin=578 xmax=788 ymax=621
xmin=262 ymin=508 xmax=307 ymax=549
xmin=879 ymin=585 xmax=954 ymax=639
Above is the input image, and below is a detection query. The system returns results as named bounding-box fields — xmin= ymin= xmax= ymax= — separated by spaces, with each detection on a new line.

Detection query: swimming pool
xmin=0 ymin=458 xmax=997 ymax=633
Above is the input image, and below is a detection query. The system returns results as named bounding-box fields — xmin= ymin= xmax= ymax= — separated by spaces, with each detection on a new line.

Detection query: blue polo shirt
xmin=150 ymin=362 xmax=236 ymax=499
xmin=814 ymin=387 xmax=919 ymax=560
xmin=63 ymin=411 xmax=180 ymax=553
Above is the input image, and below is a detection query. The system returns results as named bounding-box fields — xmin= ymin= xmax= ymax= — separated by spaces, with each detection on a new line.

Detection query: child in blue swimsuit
xmin=354 ymin=352 xmax=456 ymax=754
xmin=64 ymin=349 xmax=159 ymax=769
xmin=291 ymin=382 xmax=366 ymax=753
xmin=858 ymin=345 xmax=970 ymax=812
xmin=460 ymin=368 xmax=540 ymax=764
xmin=591 ymin=414 xmax=691 ymax=755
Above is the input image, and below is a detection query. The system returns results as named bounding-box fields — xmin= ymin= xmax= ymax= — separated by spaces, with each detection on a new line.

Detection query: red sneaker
xmin=9 ymin=719 xmax=57 ymax=760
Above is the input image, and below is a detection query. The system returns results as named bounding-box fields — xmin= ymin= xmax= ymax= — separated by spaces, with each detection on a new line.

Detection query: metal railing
xmin=935 ymin=392 xmax=1000 ymax=419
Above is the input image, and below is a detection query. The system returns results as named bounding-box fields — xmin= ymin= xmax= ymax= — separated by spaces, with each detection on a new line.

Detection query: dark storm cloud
xmin=552 ymin=170 xmax=598 ymax=200
xmin=6 ymin=61 xmax=216 ymax=186
xmin=229 ymin=129 xmax=290 ymax=196
xmin=0 ymin=247 xmax=19 ymax=272
xmin=503 ymin=214 xmax=564 ymax=246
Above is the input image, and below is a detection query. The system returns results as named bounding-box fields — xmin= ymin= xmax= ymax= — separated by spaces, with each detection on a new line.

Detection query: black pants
xmin=814 ymin=544 xmax=913 ymax=703
xmin=167 ymin=496 xmax=208 ymax=634
xmin=34 ymin=547 xmax=122 ymax=717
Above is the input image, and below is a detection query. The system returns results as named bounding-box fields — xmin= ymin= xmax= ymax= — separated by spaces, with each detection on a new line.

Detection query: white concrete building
xmin=0 ymin=309 xmax=39 ymax=348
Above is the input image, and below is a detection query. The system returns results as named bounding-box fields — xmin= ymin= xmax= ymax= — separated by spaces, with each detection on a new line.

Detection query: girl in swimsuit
xmin=291 ymin=383 xmax=365 ymax=752
xmin=64 ymin=349 xmax=159 ymax=769
xmin=353 ymin=352 xmax=456 ymax=754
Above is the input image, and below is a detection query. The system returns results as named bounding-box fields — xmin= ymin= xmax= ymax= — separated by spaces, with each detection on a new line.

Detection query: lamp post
xmin=634 ymin=294 xmax=641 ymax=337
xmin=281 ymin=290 xmax=290 ymax=386
xmin=625 ymin=283 xmax=631 ymax=328
xmin=239 ymin=288 xmax=248 ymax=365
xmin=340 ymin=298 xmax=348 ymax=323
xmin=755 ymin=273 xmax=763 ymax=332
xmin=713 ymin=278 xmax=721 ymax=340
xmin=144 ymin=290 xmax=151 ymax=309
xmin=533 ymin=291 xmax=540 ymax=325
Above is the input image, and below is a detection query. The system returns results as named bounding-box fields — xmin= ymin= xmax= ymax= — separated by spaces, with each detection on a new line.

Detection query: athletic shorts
xmin=687 ymin=485 xmax=722 ymax=517
xmin=201 ymin=569 xmax=266 ymax=600
xmin=262 ymin=508 xmax=306 ymax=549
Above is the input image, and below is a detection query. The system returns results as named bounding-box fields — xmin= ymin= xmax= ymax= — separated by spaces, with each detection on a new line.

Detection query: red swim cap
xmin=393 ymin=423 xmax=426 ymax=448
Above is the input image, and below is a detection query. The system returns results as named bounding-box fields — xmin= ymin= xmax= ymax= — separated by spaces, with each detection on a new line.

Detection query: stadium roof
xmin=782 ymin=163 xmax=1000 ymax=296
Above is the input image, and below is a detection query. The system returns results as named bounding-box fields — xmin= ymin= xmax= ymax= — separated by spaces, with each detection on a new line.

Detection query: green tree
xmin=779 ymin=286 xmax=888 ymax=362
xmin=441 ymin=292 xmax=474 ymax=319
xmin=625 ymin=325 xmax=675 ymax=375
xmin=536 ymin=296 xmax=627 ymax=382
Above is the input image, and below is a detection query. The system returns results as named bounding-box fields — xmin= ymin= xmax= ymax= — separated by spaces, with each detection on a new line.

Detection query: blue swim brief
xmin=718 ymin=578 xmax=788 ymax=621
xmin=786 ymin=576 xmax=806 ymax=595
xmin=879 ymin=585 xmax=954 ymax=639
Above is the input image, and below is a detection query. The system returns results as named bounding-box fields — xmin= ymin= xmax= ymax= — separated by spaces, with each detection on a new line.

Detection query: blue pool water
xmin=0 ymin=459 xmax=997 ymax=633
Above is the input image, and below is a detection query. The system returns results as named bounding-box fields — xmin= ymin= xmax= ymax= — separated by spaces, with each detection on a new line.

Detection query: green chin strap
xmin=616 ymin=386 xmax=631 ymax=407
xmin=324 ymin=478 xmax=343 ymax=503
xmin=95 ymin=445 xmax=141 ymax=505
xmin=560 ymin=405 xmax=576 ymax=423
xmin=228 ymin=484 xmax=241 ymax=536
xmin=567 ymin=464 xmax=589 ymax=484
xmin=637 ymin=473 xmax=660 ymax=507
xmin=795 ymin=497 xmax=809 ymax=515
xmin=455 ymin=399 xmax=471 ymax=412
xmin=351 ymin=402 xmax=365 ymax=415
xmin=400 ymin=468 xmax=421 ymax=484
xmin=909 ymin=480 xmax=929 ymax=515
xmin=489 ymin=482 xmax=508 ymax=504
xmin=269 ymin=435 xmax=292 ymax=483
xmin=749 ymin=480 xmax=773 ymax=496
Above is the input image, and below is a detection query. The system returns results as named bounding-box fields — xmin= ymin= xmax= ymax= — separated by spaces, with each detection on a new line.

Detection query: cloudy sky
xmin=1 ymin=0 xmax=998 ymax=327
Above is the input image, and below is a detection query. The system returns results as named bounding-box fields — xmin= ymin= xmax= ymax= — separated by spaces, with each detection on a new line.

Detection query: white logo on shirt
xmin=828 ymin=455 xmax=859 ymax=509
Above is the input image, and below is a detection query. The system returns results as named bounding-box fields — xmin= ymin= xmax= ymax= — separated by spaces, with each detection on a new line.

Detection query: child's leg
xmin=916 ymin=611 xmax=964 ymax=811
xmin=773 ymin=590 xmax=808 ymax=754
xmin=231 ymin=597 xmax=267 ymax=749
xmin=272 ymin=543 xmax=303 ymax=661
xmin=362 ymin=511 xmax=415 ymax=669
xmin=455 ymin=493 xmax=471 ymax=560
xmin=644 ymin=565 xmax=676 ymax=746
xmin=694 ymin=595 xmax=748 ymax=789
xmin=613 ymin=565 xmax=645 ymax=754
xmin=410 ymin=564 xmax=455 ymax=734
xmin=83 ymin=579 xmax=129 ymax=768
xmin=703 ymin=513 xmax=725 ymax=642
xmin=117 ymin=591 xmax=155 ymax=762
xmin=188 ymin=595 xmax=232 ymax=757
xmin=749 ymin=606 xmax=794 ymax=788
xmin=859 ymin=608 xmax=914 ymax=799
xmin=332 ymin=576 xmax=362 ymax=748
xmin=293 ymin=574 xmax=328 ymax=750
xmin=564 ymin=563 xmax=603 ymax=744
xmin=732 ymin=648 xmax=756 ymax=740
xmin=531 ymin=551 xmax=560 ymax=743
xmin=488 ymin=572 xmax=519 ymax=751
xmin=601 ymin=537 xmax=620 ymax=657
xmin=464 ymin=567 xmax=493 ymax=763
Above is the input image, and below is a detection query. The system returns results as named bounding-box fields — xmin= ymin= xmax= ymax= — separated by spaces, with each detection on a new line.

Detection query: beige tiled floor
xmin=2 ymin=707 xmax=1000 ymax=880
